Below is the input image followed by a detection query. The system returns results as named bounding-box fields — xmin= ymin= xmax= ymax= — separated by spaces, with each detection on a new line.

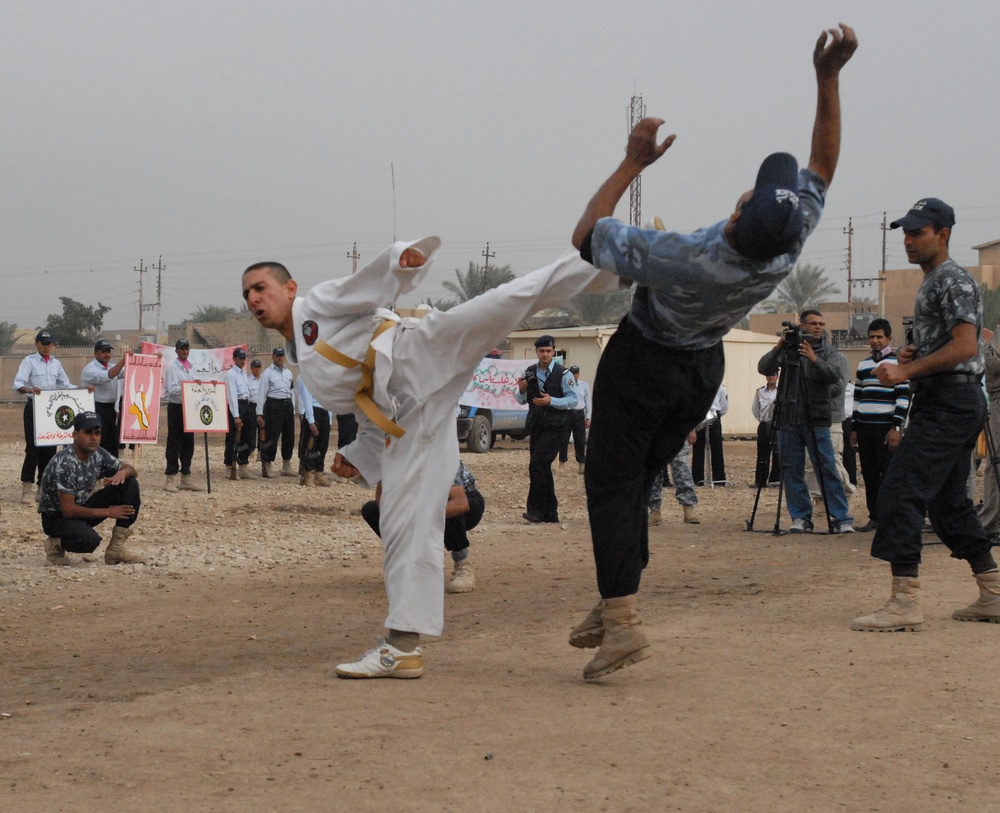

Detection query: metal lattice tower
xmin=628 ymin=94 xmax=645 ymax=226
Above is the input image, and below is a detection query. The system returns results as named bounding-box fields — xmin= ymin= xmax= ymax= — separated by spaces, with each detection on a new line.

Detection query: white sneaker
xmin=831 ymin=521 xmax=855 ymax=534
xmin=789 ymin=517 xmax=814 ymax=533
xmin=335 ymin=638 xmax=424 ymax=679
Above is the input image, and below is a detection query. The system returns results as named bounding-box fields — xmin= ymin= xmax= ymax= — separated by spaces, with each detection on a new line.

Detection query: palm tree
xmin=766 ymin=263 xmax=841 ymax=314
xmin=566 ymin=290 xmax=632 ymax=326
xmin=0 ymin=320 xmax=17 ymax=351
xmin=190 ymin=304 xmax=238 ymax=322
xmin=442 ymin=262 xmax=516 ymax=304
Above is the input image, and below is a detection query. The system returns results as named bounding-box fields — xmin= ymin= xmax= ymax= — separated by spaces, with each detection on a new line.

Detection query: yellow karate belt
xmin=314 ymin=321 xmax=405 ymax=439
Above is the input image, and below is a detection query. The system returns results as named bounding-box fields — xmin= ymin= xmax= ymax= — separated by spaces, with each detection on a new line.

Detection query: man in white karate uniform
xmin=242 ymin=239 xmax=616 ymax=678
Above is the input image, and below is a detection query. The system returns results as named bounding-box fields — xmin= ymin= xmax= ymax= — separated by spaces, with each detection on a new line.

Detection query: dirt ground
xmin=2 ymin=402 xmax=999 ymax=812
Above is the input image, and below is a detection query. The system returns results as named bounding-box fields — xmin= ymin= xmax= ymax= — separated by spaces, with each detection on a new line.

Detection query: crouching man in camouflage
xmin=38 ymin=411 xmax=145 ymax=566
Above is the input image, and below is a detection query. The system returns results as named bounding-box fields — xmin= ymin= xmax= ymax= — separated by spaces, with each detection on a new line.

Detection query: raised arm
xmin=806 ymin=23 xmax=858 ymax=186
xmin=572 ymin=118 xmax=676 ymax=250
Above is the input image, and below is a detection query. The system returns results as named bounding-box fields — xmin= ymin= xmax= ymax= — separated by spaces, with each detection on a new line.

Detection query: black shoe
xmin=856 ymin=520 xmax=878 ymax=532
xmin=522 ymin=512 xmax=543 ymax=524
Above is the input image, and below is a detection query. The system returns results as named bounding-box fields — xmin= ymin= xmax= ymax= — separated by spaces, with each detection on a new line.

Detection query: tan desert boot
xmin=683 ymin=505 xmax=700 ymax=524
xmin=952 ymin=571 xmax=1000 ymax=623
xmin=105 ymin=526 xmax=146 ymax=565
xmin=583 ymin=595 xmax=652 ymax=680
xmin=850 ymin=577 xmax=923 ymax=631
xmin=446 ymin=560 xmax=475 ymax=593
xmin=44 ymin=537 xmax=72 ymax=566
xmin=568 ymin=599 xmax=605 ymax=649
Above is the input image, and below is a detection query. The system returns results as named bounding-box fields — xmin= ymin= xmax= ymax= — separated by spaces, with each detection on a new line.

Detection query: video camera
xmin=781 ymin=321 xmax=808 ymax=350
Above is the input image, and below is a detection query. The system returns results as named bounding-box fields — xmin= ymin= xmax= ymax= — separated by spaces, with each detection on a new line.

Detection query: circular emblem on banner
xmin=55 ymin=405 xmax=74 ymax=430
xmin=199 ymin=405 xmax=214 ymax=426
xmin=302 ymin=320 xmax=318 ymax=346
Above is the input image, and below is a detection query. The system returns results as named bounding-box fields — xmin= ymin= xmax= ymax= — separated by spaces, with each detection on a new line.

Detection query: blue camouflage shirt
xmin=591 ymin=168 xmax=826 ymax=350
xmin=38 ymin=446 xmax=121 ymax=514
xmin=912 ymin=258 xmax=984 ymax=375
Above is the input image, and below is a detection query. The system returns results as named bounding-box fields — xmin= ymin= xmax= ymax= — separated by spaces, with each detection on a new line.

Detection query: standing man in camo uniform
xmin=852 ymin=198 xmax=1000 ymax=631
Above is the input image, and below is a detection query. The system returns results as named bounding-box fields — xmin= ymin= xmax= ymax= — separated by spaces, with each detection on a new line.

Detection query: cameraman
xmin=758 ymin=308 xmax=854 ymax=533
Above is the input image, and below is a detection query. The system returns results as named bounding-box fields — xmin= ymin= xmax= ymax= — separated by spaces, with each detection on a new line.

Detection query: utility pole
xmin=848 ymin=214 xmax=887 ymax=333
xmin=880 ymin=211 xmax=888 ymax=317
xmin=151 ymin=255 xmax=164 ymax=337
xmin=482 ymin=242 xmax=495 ymax=271
xmin=628 ymin=94 xmax=645 ymax=226
xmin=844 ymin=218 xmax=853 ymax=338
xmin=347 ymin=242 xmax=360 ymax=274
xmin=136 ymin=259 xmax=145 ymax=335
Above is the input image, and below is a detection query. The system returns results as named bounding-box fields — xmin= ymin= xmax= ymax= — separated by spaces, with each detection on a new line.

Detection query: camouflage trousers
xmin=648 ymin=440 xmax=698 ymax=510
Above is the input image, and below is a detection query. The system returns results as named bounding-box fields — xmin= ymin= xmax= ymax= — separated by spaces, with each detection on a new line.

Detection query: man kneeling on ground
xmin=38 ymin=411 xmax=145 ymax=566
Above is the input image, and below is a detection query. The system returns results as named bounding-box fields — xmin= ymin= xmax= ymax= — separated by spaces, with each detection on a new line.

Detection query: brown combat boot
xmin=104 ymin=526 xmax=146 ymax=565
xmin=683 ymin=505 xmax=700 ymax=524
xmin=583 ymin=595 xmax=652 ymax=680
xmin=21 ymin=481 xmax=36 ymax=505
xmin=952 ymin=571 xmax=1000 ymax=623
xmin=164 ymin=474 xmax=178 ymax=493
xmin=238 ymin=464 xmax=258 ymax=480
xmin=647 ymin=509 xmax=662 ymax=527
xmin=261 ymin=462 xmax=275 ymax=478
xmin=568 ymin=599 xmax=605 ymax=649
xmin=299 ymin=470 xmax=315 ymax=487
xmin=281 ymin=459 xmax=296 ymax=477
xmin=44 ymin=537 xmax=72 ymax=566
xmin=850 ymin=577 xmax=923 ymax=631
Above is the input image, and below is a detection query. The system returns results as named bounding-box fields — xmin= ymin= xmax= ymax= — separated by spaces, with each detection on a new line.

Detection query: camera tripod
xmin=745 ymin=344 xmax=840 ymax=535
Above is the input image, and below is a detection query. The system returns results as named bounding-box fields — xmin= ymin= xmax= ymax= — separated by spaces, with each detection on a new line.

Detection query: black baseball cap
xmin=175 ymin=339 xmax=190 ymax=350
xmin=94 ymin=339 xmax=112 ymax=352
xmin=534 ymin=335 xmax=555 ymax=348
xmin=890 ymin=198 xmax=956 ymax=231
xmin=250 ymin=359 xmax=262 ymax=367
xmin=36 ymin=330 xmax=53 ymax=344
xmin=73 ymin=411 xmax=102 ymax=431
xmin=233 ymin=347 xmax=247 ymax=359
xmin=569 ymin=365 xmax=580 ymax=373
xmin=272 ymin=347 xmax=285 ymax=356
xmin=731 ymin=152 xmax=804 ymax=261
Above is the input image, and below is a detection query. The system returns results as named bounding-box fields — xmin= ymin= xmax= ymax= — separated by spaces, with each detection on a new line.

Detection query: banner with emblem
xmin=121 ymin=353 xmax=163 ymax=444
xmin=181 ymin=381 xmax=229 ymax=433
xmin=33 ymin=389 xmax=97 ymax=446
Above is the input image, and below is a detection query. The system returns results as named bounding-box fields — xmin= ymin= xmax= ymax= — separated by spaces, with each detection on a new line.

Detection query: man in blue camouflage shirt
xmin=568 ymin=24 xmax=857 ymax=680
xmin=38 ymin=410 xmax=145 ymax=567
xmin=852 ymin=198 xmax=1000 ymax=631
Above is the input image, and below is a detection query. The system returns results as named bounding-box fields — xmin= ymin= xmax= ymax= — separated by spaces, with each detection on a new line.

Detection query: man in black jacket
xmin=758 ymin=309 xmax=854 ymax=533
xmin=516 ymin=335 xmax=578 ymax=523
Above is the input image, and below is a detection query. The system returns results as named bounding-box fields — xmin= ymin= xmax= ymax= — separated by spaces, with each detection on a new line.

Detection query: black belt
xmin=909 ymin=372 xmax=981 ymax=393
xmin=237 ymin=398 xmax=250 ymax=404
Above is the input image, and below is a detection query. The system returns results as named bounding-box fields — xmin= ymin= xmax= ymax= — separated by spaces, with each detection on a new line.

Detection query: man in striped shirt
xmin=850 ymin=319 xmax=909 ymax=532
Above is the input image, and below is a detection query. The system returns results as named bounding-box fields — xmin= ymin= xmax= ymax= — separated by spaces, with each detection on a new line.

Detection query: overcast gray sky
xmin=3 ymin=0 xmax=999 ymax=333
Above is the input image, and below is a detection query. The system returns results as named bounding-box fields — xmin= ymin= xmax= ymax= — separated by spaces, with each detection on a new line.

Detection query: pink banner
xmin=461 ymin=358 xmax=529 ymax=412
xmin=121 ymin=354 xmax=162 ymax=444
xmin=141 ymin=343 xmax=248 ymax=390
